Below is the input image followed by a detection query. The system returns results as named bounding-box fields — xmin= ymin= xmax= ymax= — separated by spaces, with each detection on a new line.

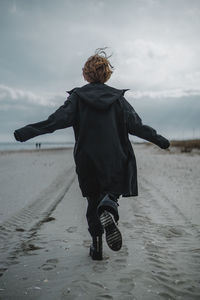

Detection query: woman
xmin=14 ymin=48 xmax=170 ymax=260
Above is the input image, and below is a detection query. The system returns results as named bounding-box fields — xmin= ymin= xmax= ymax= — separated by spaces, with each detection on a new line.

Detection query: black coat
xmin=14 ymin=82 xmax=170 ymax=197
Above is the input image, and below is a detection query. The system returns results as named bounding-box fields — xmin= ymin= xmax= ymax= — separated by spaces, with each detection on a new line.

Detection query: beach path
xmin=0 ymin=145 xmax=200 ymax=299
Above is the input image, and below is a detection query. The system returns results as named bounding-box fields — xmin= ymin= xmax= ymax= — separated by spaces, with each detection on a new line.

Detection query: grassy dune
xmin=170 ymin=139 xmax=200 ymax=152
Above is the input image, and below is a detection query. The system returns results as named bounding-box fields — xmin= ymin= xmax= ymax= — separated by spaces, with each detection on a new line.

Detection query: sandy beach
xmin=0 ymin=144 xmax=200 ymax=300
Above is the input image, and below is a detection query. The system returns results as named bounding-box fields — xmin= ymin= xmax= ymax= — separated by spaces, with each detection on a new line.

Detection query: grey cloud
xmin=1 ymin=0 xmax=200 ymax=91
xmin=0 ymin=0 xmax=200 ymax=141
xmin=128 ymin=89 xmax=200 ymax=99
xmin=0 ymin=84 xmax=65 ymax=107
xmin=0 ymin=86 xmax=73 ymax=142
xmin=128 ymin=94 xmax=200 ymax=140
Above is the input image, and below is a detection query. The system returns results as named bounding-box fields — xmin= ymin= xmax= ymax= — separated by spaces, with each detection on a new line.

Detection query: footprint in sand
xmin=39 ymin=258 xmax=59 ymax=271
xmin=66 ymin=226 xmax=77 ymax=233
xmin=62 ymin=278 xmax=112 ymax=299
xmin=158 ymin=225 xmax=187 ymax=238
xmin=92 ymin=261 xmax=108 ymax=273
xmin=117 ymin=277 xmax=135 ymax=293
xmin=110 ymin=258 xmax=127 ymax=270
xmin=110 ymin=245 xmax=129 ymax=270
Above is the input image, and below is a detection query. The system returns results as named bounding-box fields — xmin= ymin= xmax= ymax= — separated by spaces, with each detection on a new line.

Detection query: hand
xmin=14 ymin=131 xmax=21 ymax=142
xmin=160 ymin=138 xmax=170 ymax=149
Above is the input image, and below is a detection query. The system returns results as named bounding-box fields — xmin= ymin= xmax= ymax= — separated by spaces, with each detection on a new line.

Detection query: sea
xmin=0 ymin=142 xmax=75 ymax=152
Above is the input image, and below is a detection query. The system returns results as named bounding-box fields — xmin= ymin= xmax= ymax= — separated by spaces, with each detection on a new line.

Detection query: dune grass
xmin=170 ymin=139 xmax=200 ymax=152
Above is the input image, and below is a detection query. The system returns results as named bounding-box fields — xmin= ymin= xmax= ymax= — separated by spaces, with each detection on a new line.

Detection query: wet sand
xmin=0 ymin=145 xmax=200 ymax=299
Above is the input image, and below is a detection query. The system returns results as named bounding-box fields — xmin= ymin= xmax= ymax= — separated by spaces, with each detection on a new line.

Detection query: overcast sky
xmin=0 ymin=0 xmax=200 ymax=142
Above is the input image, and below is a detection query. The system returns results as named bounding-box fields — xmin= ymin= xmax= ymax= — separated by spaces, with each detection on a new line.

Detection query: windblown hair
xmin=82 ymin=48 xmax=114 ymax=83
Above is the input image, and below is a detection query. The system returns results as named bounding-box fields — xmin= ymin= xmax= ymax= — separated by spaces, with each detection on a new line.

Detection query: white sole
xmin=100 ymin=211 xmax=122 ymax=251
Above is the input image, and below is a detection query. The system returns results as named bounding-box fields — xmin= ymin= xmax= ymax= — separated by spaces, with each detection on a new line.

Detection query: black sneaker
xmin=89 ymin=235 xmax=103 ymax=260
xmin=100 ymin=211 xmax=122 ymax=251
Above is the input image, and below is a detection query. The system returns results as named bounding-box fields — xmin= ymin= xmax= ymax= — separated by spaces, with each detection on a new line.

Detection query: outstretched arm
xmin=123 ymin=97 xmax=170 ymax=149
xmin=14 ymin=93 xmax=77 ymax=142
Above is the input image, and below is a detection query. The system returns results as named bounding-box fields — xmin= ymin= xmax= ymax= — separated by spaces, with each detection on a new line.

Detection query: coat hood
xmin=67 ymin=83 xmax=129 ymax=110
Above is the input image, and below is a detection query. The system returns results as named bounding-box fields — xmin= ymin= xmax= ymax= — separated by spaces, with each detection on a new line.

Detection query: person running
xmin=14 ymin=48 xmax=170 ymax=260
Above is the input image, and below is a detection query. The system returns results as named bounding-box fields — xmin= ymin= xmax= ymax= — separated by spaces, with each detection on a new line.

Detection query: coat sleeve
xmin=14 ymin=93 xmax=77 ymax=142
xmin=122 ymin=97 xmax=170 ymax=149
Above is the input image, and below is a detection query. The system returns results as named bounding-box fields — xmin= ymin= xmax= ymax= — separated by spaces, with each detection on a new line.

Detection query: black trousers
xmin=86 ymin=193 xmax=120 ymax=237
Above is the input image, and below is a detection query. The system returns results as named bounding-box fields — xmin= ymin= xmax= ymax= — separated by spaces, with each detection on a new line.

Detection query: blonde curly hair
xmin=82 ymin=48 xmax=114 ymax=83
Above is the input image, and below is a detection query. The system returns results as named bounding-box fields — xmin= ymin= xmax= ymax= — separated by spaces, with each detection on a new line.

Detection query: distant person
xmin=14 ymin=48 xmax=170 ymax=260
xmin=35 ymin=142 xmax=41 ymax=149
